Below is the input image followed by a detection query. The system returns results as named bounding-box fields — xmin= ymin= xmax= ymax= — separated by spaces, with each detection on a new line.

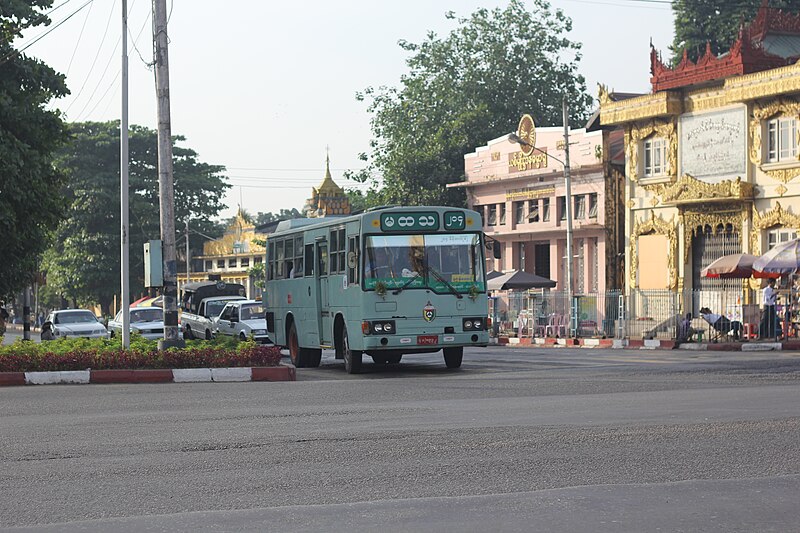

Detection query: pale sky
xmin=19 ymin=0 xmax=674 ymax=220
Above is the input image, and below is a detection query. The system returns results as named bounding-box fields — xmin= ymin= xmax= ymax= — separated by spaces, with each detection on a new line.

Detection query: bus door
xmin=316 ymin=240 xmax=331 ymax=346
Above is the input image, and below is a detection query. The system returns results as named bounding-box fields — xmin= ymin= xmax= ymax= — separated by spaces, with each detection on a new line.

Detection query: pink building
xmin=450 ymin=125 xmax=624 ymax=293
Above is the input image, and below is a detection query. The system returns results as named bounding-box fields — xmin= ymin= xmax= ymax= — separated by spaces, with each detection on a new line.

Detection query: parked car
xmin=41 ymin=309 xmax=109 ymax=341
xmin=213 ymin=300 xmax=271 ymax=344
xmin=180 ymin=281 xmax=247 ymax=340
xmin=107 ymin=306 xmax=181 ymax=341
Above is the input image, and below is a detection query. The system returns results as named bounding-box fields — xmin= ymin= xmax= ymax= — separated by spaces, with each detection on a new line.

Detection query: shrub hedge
xmin=0 ymin=335 xmax=282 ymax=372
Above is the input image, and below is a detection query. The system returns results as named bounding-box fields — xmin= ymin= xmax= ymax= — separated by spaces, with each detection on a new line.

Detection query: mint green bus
xmin=265 ymin=206 xmax=492 ymax=374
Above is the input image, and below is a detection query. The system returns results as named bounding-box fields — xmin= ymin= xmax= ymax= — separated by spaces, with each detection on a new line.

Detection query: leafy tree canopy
xmin=0 ymin=0 xmax=69 ymax=299
xmin=43 ymin=121 xmax=229 ymax=313
xmin=671 ymin=0 xmax=800 ymax=64
xmin=350 ymin=0 xmax=593 ymax=208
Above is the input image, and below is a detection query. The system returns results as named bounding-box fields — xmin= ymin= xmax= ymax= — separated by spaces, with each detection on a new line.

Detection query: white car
xmin=213 ymin=300 xmax=271 ymax=344
xmin=108 ymin=306 xmax=180 ymax=341
xmin=41 ymin=309 xmax=109 ymax=341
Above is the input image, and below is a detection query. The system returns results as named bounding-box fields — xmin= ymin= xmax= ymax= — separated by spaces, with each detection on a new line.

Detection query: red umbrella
xmin=702 ymin=253 xmax=778 ymax=279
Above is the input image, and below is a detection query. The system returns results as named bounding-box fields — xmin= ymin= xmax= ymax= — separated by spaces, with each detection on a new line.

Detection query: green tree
xmin=0 ymin=1 xmax=69 ymax=299
xmin=44 ymin=121 xmax=229 ymax=314
xmin=351 ymin=0 xmax=592 ymax=208
xmin=671 ymin=1 xmax=800 ymax=64
xmin=254 ymin=208 xmax=302 ymax=226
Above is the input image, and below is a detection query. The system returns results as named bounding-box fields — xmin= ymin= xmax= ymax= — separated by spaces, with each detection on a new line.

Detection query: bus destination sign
xmin=443 ymin=211 xmax=466 ymax=231
xmin=380 ymin=212 xmax=440 ymax=232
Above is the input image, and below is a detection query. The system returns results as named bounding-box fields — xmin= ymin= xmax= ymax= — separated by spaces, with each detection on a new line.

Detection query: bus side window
xmin=319 ymin=245 xmax=328 ymax=276
xmin=294 ymin=236 xmax=304 ymax=277
xmin=276 ymin=240 xmax=285 ymax=279
xmin=304 ymin=244 xmax=314 ymax=277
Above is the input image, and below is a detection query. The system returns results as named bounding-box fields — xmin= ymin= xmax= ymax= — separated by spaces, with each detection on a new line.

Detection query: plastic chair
xmin=538 ymin=314 xmax=554 ymax=337
xmin=546 ymin=313 xmax=566 ymax=338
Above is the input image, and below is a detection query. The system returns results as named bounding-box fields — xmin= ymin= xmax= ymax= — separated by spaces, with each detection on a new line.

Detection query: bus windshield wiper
xmin=425 ymin=264 xmax=463 ymax=299
xmin=392 ymin=273 xmax=421 ymax=295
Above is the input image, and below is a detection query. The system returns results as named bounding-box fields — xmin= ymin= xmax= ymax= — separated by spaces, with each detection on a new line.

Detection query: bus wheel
xmin=342 ymin=325 xmax=362 ymax=374
xmin=304 ymin=349 xmax=322 ymax=368
xmin=443 ymin=347 xmax=463 ymax=369
xmin=288 ymin=322 xmax=306 ymax=368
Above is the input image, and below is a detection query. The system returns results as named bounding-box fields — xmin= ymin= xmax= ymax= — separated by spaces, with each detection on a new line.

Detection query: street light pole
xmin=120 ymin=0 xmax=130 ymax=348
xmin=562 ymin=97 xmax=575 ymax=337
xmin=507 ymin=99 xmax=575 ymax=336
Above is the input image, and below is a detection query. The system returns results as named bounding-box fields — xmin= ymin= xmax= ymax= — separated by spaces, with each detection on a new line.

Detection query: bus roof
xmin=269 ymin=206 xmax=481 ymax=237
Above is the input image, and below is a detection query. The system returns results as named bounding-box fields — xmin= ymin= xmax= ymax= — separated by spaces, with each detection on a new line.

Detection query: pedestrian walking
xmin=759 ymin=278 xmax=778 ymax=339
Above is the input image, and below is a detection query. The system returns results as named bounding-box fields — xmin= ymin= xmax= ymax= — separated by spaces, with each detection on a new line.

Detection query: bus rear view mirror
xmin=492 ymin=241 xmax=502 ymax=260
xmin=347 ymin=251 xmax=358 ymax=269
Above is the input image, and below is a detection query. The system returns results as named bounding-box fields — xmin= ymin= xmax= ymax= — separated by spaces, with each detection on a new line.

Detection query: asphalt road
xmin=1 ymin=347 xmax=799 ymax=532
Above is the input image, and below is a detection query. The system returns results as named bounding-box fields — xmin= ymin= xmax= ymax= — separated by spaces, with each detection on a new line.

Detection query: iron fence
xmin=491 ymin=286 xmax=770 ymax=341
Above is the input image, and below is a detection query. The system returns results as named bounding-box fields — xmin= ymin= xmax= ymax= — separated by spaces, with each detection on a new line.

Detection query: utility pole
xmin=562 ymin=97 xmax=575 ymax=337
xmin=120 ymin=0 xmax=130 ymax=348
xmin=23 ymin=285 xmax=31 ymax=341
xmin=185 ymin=219 xmax=190 ymax=287
xmin=153 ymin=0 xmax=184 ymax=348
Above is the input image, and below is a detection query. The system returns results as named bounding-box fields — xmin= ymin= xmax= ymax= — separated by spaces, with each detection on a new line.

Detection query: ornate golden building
xmin=182 ymin=209 xmax=267 ymax=299
xmin=600 ymin=5 xmax=800 ymax=305
xmin=303 ymin=155 xmax=351 ymax=217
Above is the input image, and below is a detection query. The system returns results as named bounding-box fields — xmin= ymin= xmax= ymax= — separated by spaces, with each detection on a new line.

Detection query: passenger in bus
xmin=287 ymin=261 xmax=295 ymax=279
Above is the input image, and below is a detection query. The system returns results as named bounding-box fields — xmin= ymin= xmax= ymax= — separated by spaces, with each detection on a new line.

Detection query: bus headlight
xmin=463 ymin=317 xmax=485 ymax=331
xmin=463 ymin=319 xmax=473 ymax=330
xmin=370 ymin=321 xmax=395 ymax=335
xmin=473 ymin=320 xmax=482 ymax=330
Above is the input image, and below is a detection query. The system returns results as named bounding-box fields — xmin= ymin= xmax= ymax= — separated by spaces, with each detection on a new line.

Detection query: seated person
xmin=699 ymin=307 xmax=742 ymax=340
xmin=676 ymin=312 xmax=699 ymax=344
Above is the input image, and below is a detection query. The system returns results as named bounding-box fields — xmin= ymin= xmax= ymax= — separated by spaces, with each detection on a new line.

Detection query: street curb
xmin=0 ymin=364 xmax=296 ymax=387
xmin=494 ymin=337 xmax=800 ymax=352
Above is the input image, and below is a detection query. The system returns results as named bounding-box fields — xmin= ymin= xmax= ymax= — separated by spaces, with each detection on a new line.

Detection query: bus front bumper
xmin=360 ymin=331 xmax=489 ymax=351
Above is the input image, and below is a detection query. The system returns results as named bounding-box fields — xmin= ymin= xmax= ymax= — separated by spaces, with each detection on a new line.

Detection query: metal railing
xmin=491 ymin=287 xmax=766 ymax=341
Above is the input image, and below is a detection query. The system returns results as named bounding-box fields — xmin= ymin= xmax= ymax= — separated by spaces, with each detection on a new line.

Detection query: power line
xmin=73 ymin=35 xmax=121 ymax=120
xmin=64 ymin=0 xmax=94 ymax=77
xmin=226 ymin=166 xmax=368 ymax=172
xmin=0 ymin=0 xmax=94 ymax=67
xmin=128 ymin=11 xmax=153 ymax=68
xmin=64 ymin=0 xmax=117 ymax=115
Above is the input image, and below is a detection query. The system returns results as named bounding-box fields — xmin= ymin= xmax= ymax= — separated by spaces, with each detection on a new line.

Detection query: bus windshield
xmin=364 ymin=233 xmax=484 ymax=293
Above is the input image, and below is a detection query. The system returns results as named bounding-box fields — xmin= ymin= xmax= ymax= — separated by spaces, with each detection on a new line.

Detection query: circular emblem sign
xmin=423 ymin=301 xmax=436 ymax=322
xmin=516 ymin=114 xmax=536 ymax=156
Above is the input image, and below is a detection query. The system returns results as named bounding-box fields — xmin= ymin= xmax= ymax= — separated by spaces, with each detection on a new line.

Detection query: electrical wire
xmin=0 ymin=0 xmax=93 ymax=67
xmin=64 ymin=0 xmax=94 ymax=77
xmin=64 ymin=0 xmax=117 ymax=115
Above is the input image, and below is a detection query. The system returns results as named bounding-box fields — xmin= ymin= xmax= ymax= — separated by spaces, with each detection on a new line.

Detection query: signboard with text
xmin=679 ymin=106 xmax=746 ymax=183
xmin=380 ymin=212 xmax=440 ymax=232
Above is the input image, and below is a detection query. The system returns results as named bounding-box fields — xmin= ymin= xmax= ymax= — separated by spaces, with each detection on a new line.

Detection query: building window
xmin=205 ymin=260 xmax=212 ymax=271
xmin=254 ymin=256 xmax=262 ymax=264
xmin=767 ymin=117 xmax=798 ymax=163
xmin=558 ymin=197 xmax=567 ymax=221
xmin=515 ymin=201 xmax=526 ymax=224
xmin=499 ymin=203 xmax=506 ymax=225
xmin=768 ymin=228 xmax=798 ymax=250
xmin=241 ymin=258 xmax=250 ymax=268
xmin=589 ymin=193 xmax=598 ymax=218
xmin=217 ymin=259 xmax=225 ymax=269
xmin=228 ymin=258 xmax=237 ymax=268
xmin=542 ymin=198 xmax=550 ymax=222
xmin=574 ymin=195 xmax=586 ymax=219
xmin=528 ymin=200 xmax=539 ymax=223
xmin=488 ymin=205 xmax=497 ymax=226
xmin=643 ymin=137 xmax=667 ymax=177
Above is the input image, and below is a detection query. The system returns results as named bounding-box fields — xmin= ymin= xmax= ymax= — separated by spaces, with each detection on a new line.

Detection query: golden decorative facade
xmin=303 ymin=155 xmax=351 ymax=218
xmin=601 ymin=6 xmax=800 ymax=296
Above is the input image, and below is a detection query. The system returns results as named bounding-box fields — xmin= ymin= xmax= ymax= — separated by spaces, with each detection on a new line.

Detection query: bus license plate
xmin=417 ymin=335 xmax=438 ymax=345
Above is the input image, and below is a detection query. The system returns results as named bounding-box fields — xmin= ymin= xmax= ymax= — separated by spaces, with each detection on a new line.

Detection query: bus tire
xmin=304 ymin=349 xmax=322 ymax=368
xmin=342 ymin=325 xmax=362 ymax=374
xmin=443 ymin=347 xmax=463 ymax=369
xmin=288 ymin=322 xmax=306 ymax=368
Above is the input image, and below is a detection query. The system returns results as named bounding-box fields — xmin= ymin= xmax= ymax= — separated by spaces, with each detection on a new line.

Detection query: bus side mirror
xmin=492 ymin=241 xmax=502 ymax=260
xmin=347 ymin=251 xmax=358 ymax=269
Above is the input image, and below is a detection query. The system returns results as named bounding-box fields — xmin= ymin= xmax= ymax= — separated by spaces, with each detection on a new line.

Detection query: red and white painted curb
xmin=490 ymin=336 xmax=800 ymax=352
xmin=0 ymin=365 xmax=296 ymax=387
